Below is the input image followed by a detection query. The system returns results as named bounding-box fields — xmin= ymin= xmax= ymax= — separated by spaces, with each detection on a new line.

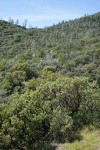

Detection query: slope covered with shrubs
xmin=0 ymin=12 xmax=100 ymax=149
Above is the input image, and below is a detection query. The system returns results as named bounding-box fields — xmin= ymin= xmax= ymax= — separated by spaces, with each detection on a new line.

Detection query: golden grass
xmin=63 ymin=127 xmax=100 ymax=150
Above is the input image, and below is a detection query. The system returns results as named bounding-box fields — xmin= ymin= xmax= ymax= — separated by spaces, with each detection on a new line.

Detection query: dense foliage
xmin=0 ymin=12 xmax=100 ymax=149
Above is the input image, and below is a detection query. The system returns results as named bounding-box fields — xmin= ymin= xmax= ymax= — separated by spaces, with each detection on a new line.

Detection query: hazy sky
xmin=0 ymin=0 xmax=100 ymax=28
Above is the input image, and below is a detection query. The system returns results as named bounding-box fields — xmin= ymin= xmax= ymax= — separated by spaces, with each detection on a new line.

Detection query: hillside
xmin=0 ymin=12 xmax=100 ymax=82
xmin=0 ymin=12 xmax=100 ymax=149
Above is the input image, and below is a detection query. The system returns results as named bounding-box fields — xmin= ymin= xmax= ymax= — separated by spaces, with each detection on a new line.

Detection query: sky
xmin=0 ymin=0 xmax=100 ymax=28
